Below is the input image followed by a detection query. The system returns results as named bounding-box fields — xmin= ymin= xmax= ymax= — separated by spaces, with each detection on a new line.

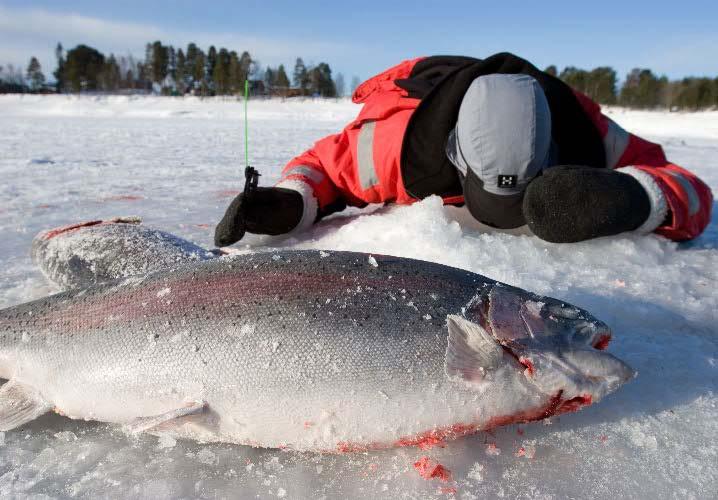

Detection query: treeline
xmin=1 ymin=41 xmax=343 ymax=97
xmin=545 ymin=65 xmax=718 ymax=110
xmin=4 ymin=45 xmax=718 ymax=109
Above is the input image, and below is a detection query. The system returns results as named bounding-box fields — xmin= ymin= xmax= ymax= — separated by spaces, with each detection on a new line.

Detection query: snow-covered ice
xmin=1 ymin=94 xmax=717 ymax=498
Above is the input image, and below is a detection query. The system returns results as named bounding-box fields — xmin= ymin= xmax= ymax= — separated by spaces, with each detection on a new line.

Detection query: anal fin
xmin=0 ymin=380 xmax=52 ymax=431
xmin=125 ymin=401 xmax=207 ymax=434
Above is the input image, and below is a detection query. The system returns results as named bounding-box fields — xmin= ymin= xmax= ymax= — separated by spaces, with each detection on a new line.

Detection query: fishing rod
xmin=235 ymin=79 xmax=261 ymax=241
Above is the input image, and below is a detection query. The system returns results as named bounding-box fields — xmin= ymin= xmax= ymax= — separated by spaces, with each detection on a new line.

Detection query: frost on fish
xmin=0 ymin=250 xmax=634 ymax=452
xmin=31 ymin=217 xmax=215 ymax=290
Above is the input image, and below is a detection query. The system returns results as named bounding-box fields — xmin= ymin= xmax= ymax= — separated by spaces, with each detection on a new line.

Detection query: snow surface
xmin=0 ymin=94 xmax=717 ymax=499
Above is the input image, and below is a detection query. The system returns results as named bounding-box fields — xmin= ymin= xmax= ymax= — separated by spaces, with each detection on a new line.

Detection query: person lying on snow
xmin=215 ymin=53 xmax=712 ymax=246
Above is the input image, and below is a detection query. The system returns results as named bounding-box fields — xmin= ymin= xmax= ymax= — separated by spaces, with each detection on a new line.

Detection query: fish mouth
xmin=459 ymin=284 xmax=636 ymax=401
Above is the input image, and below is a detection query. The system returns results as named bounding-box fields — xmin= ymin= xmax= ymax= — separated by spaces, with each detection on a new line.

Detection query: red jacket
xmin=280 ymin=56 xmax=712 ymax=241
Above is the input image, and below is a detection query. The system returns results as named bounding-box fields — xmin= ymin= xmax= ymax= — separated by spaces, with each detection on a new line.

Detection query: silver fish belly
xmin=0 ymin=251 xmax=634 ymax=451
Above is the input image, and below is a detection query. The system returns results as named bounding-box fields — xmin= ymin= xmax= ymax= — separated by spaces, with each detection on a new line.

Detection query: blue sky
xmin=1 ymin=1 xmax=716 ymax=85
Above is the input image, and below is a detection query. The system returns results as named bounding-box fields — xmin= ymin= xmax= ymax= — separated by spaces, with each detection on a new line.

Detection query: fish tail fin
xmin=0 ymin=379 xmax=52 ymax=431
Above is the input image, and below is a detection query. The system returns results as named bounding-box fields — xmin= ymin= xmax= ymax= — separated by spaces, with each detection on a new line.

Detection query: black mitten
xmin=214 ymin=187 xmax=303 ymax=246
xmin=523 ymin=165 xmax=651 ymax=243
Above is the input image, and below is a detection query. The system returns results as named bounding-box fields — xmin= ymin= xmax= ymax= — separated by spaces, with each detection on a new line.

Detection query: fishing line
xmin=234 ymin=79 xmax=260 ymax=242
xmin=244 ymin=79 xmax=250 ymax=169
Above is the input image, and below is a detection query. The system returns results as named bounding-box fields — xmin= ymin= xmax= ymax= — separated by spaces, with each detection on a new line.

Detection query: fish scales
xmin=0 ymin=250 xmax=634 ymax=451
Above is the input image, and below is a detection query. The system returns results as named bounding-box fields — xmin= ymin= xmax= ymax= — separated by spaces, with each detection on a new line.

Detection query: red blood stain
xmin=439 ymin=487 xmax=457 ymax=495
xmin=334 ymin=430 xmax=453 ymax=453
xmin=557 ymin=394 xmax=592 ymax=414
xmin=36 ymin=204 xmax=55 ymax=209
xmin=334 ymin=392 xmax=594 ymax=454
xmin=486 ymin=393 xmax=562 ymax=428
xmin=335 ymin=442 xmax=356 ymax=453
xmin=413 ymin=456 xmax=452 ymax=482
xmin=303 ymin=421 xmax=314 ymax=429
xmin=517 ymin=428 xmax=524 ymax=436
xmin=395 ymin=423 xmax=479 ymax=450
xmin=103 ymin=194 xmax=145 ymax=201
xmin=486 ymin=391 xmax=593 ymax=429
xmin=41 ymin=218 xmax=140 ymax=241
xmin=518 ymin=356 xmax=534 ymax=376
xmin=593 ymin=334 xmax=611 ymax=350
xmin=194 ymin=223 xmax=211 ymax=229
xmin=42 ymin=220 xmax=105 ymax=240
xmin=599 ymin=435 xmax=608 ymax=443
xmin=515 ymin=446 xmax=526 ymax=457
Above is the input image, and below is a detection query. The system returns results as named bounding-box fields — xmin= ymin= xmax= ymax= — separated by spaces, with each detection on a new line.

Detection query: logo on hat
xmin=497 ymin=175 xmax=517 ymax=188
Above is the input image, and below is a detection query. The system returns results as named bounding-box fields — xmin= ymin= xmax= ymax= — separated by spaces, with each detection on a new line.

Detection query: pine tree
xmin=149 ymin=41 xmax=169 ymax=86
xmin=239 ymin=51 xmax=252 ymax=84
xmin=192 ymin=49 xmax=207 ymax=94
xmin=137 ymin=62 xmax=150 ymax=91
xmin=186 ymin=43 xmax=198 ymax=74
xmin=275 ymin=64 xmax=290 ymax=89
xmin=264 ymin=67 xmax=275 ymax=93
xmin=186 ymin=43 xmax=205 ymax=91
xmin=101 ymin=54 xmax=121 ymax=91
xmin=307 ymin=63 xmax=336 ymax=97
xmin=544 ymin=65 xmax=558 ymax=77
xmin=64 ymin=44 xmax=106 ymax=92
xmin=167 ymin=46 xmax=177 ymax=88
xmin=26 ymin=57 xmax=45 ymax=91
xmin=620 ymin=68 xmax=662 ymax=109
xmin=559 ymin=66 xmax=589 ymax=94
xmin=207 ymin=46 xmax=217 ymax=91
xmin=125 ymin=69 xmax=134 ymax=90
xmin=176 ymin=49 xmax=186 ymax=94
xmin=213 ymin=48 xmax=231 ymax=94
xmin=53 ymin=43 xmax=65 ymax=92
xmin=588 ymin=67 xmax=617 ymax=104
xmin=293 ymin=58 xmax=308 ymax=93
xmin=228 ymin=51 xmax=242 ymax=94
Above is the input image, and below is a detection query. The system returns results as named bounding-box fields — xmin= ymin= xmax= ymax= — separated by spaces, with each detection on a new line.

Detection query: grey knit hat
xmin=446 ymin=73 xmax=555 ymax=228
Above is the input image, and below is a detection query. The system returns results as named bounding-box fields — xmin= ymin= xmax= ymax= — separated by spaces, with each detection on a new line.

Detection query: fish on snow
xmin=1 ymin=246 xmax=634 ymax=452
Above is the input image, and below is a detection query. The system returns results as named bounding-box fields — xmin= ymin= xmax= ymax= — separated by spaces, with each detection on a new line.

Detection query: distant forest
xmin=1 ymin=42 xmax=717 ymax=110
xmin=0 ymin=41 xmax=351 ymax=98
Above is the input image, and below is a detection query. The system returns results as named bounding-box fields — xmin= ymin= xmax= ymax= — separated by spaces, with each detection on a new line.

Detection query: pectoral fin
xmin=0 ymin=380 xmax=52 ymax=431
xmin=445 ymin=314 xmax=505 ymax=383
xmin=125 ymin=401 xmax=208 ymax=434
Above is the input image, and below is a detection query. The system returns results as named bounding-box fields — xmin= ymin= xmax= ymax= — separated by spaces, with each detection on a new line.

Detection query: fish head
xmin=447 ymin=283 xmax=635 ymax=413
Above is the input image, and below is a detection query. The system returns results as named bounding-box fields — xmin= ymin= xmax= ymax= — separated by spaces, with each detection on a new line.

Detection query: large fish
xmin=31 ymin=217 xmax=215 ymax=290
xmin=0 ymin=250 xmax=634 ymax=451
